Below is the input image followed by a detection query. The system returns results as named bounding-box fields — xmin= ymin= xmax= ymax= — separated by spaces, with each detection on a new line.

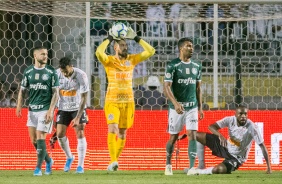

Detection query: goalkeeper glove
xmin=108 ymin=28 xmax=121 ymax=42
xmin=125 ymin=27 xmax=141 ymax=42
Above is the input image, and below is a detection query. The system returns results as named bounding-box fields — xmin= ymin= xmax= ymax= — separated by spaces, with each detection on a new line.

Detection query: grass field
xmin=0 ymin=170 xmax=281 ymax=184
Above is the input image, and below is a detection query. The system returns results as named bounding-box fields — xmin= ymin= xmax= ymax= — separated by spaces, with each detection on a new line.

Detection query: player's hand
xmin=218 ymin=135 xmax=227 ymax=147
xmin=16 ymin=107 xmax=22 ymax=118
xmin=45 ymin=110 xmax=53 ymax=124
xmin=109 ymin=28 xmax=121 ymax=40
xmin=125 ymin=27 xmax=137 ymax=40
xmin=70 ymin=117 xmax=80 ymax=127
xmin=174 ymin=103 xmax=184 ymax=114
xmin=199 ymin=109 xmax=204 ymax=120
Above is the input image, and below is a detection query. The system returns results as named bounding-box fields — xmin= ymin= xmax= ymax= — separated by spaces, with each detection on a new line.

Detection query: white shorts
xmin=167 ymin=108 xmax=198 ymax=134
xmin=26 ymin=110 xmax=53 ymax=134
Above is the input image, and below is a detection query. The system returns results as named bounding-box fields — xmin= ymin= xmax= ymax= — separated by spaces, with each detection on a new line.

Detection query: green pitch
xmin=0 ymin=170 xmax=280 ymax=184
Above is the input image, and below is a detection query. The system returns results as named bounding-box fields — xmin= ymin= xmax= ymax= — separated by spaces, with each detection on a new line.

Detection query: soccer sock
xmin=116 ymin=138 xmax=126 ymax=160
xmin=107 ymin=133 xmax=117 ymax=163
xmin=36 ymin=139 xmax=47 ymax=169
xmin=33 ymin=143 xmax=50 ymax=163
xmin=165 ymin=142 xmax=174 ymax=165
xmin=58 ymin=136 xmax=73 ymax=158
xmin=77 ymin=137 xmax=87 ymax=168
xmin=198 ymin=167 xmax=213 ymax=175
xmin=188 ymin=140 xmax=197 ymax=169
xmin=197 ymin=141 xmax=205 ymax=169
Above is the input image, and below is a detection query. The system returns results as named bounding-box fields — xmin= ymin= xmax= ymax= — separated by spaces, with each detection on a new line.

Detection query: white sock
xmin=58 ymin=136 xmax=72 ymax=158
xmin=198 ymin=167 xmax=213 ymax=175
xmin=197 ymin=141 xmax=205 ymax=169
xmin=77 ymin=137 xmax=87 ymax=168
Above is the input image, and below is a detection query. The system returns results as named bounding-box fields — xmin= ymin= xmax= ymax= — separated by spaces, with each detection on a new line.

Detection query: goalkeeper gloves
xmin=107 ymin=28 xmax=121 ymax=42
xmin=125 ymin=27 xmax=141 ymax=42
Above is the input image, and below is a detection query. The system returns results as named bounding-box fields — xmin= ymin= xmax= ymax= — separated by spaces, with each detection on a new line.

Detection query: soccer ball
xmin=111 ymin=22 xmax=128 ymax=39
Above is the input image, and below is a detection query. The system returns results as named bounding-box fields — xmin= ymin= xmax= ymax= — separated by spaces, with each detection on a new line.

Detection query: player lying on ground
xmin=185 ymin=105 xmax=272 ymax=175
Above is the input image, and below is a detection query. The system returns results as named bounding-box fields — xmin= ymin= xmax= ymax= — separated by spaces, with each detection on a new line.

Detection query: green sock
xmin=188 ymin=140 xmax=197 ymax=169
xmin=33 ymin=142 xmax=50 ymax=163
xmin=36 ymin=139 xmax=47 ymax=169
xmin=166 ymin=142 xmax=174 ymax=165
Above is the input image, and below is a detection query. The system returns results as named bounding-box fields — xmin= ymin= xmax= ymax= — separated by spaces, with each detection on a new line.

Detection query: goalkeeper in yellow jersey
xmin=96 ymin=26 xmax=155 ymax=171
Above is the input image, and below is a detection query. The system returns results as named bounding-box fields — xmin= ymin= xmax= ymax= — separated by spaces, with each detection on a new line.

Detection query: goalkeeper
xmin=95 ymin=25 xmax=155 ymax=171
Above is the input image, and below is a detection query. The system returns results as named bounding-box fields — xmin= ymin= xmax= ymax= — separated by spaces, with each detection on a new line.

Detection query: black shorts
xmin=56 ymin=109 xmax=88 ymax=126
xmin=205 ymin=133 xmax=242 ymax=173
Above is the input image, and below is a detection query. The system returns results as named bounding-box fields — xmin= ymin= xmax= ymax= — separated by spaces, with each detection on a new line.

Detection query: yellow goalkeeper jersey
xmin=96 ymin=39 xmax=155 ymax=103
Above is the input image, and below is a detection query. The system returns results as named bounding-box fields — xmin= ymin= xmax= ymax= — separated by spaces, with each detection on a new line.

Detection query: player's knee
xmin=213 ymin=164 xmax=227 ymax=174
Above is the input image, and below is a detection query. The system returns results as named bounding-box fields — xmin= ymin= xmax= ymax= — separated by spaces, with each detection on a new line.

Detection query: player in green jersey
xmin=163 ymin=38 xmax=204 ymax=175
xmin=16 ymin=46 xmax=59 ymax=176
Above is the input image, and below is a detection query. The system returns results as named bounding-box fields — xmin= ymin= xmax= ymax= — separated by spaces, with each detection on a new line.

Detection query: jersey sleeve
xmin=252 ymin=123 xmax=264 ymax=145
xmin=164 ymin=61 xmax=174 ymax=82
xmin=131 ymin=39 xmax=155 ymax=65
xmin=196 ymin=63 xmax=202 ymax=81
xmin=52 ymin=69 xmax=60 ymax=88
xmin=79 ymin=72 xmax=89 ymax=93
xmin=21 ymin=70 xmax=29 ymax=89
xmin=95 ymin=39 xmax=110 ymax=65
xmin=216 ymin=116 xmax=231 ymax=128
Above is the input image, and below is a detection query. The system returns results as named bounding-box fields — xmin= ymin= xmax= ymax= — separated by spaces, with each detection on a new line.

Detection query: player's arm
xmin=45 ymin=87 xmax=59 ymax=123
xmin=259 ymin=142 xmax=272 ymax=174
xmin=70 ymin=91 xmax=88 ymax=127
xmin=95 ymin=39 xmax=111 ymax=64
xmin=16 ymin=87 xmax=27 ymax=117
xmin=208 ymin=123 xmax=227 ymax=147
xmin=196 ymin=80 xmax=204 ymax=120
xmin=163 ymin=81 xmax=184 ymax=114
xmin=125 ymin=27 xmax=155 ymax=62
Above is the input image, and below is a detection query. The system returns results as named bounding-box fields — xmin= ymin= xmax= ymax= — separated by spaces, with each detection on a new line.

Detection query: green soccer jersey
xmin=164 ymin=58 xmax=202 ymax=111
xmin=21 ymin=65 xmax=59 ymax=112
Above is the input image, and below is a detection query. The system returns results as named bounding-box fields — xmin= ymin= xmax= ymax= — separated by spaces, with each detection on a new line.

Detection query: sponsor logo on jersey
xmin=30 ymin=104 xmax=44 ymax=110
xmin=186 ymin=68 xmax=190 ymax=74
xmin=115 ymin=72 xmax=132 ymax=79
xmin=178 ymin=77 xmax=196 ymax=85
xmin=192 ymin=68 xmax=197 ymax=75
xmin=30 ymin=83 xmax=48 ymax=90
xmin=42 ymin=74 xmax=49 ymax=81
xmin=35 ymin=73 xmax=40 ymax=80
xmin=178 ymin=69 xmax=183 ymax=73
xmin=165 ymin=73 xmax=171 ymax=79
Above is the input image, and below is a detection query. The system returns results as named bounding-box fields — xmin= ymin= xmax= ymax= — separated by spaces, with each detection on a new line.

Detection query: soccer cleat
xmin=183 ymin=167 xmax=189 ymax=174
xmin=164 ymin=164 xmax=173 ymax=175
xmin=64 ymin=155 xmax=75 ymax=172
xmin=187 ymin=167 xmax=200 ymax=175
xmin=33 ymin=167 xmax=42 ymax=176
xmin=45 ymin=158 xmax=54 ymax=175
xmin=107 ymin=161 xmax=119 ymax=172
xmin=75 ymin=166 xmax=84 ymax=174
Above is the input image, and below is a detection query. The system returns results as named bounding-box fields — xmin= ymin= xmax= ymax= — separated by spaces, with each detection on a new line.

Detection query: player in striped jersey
xmin=164 ymin=37 xmax=204 ymax=175
xmin=96 ymin=27 xmax=155 ymax=171
xmin=16 ymin=46 xmax=59 ymax=176
xmin=187 ymin=105 xmax=272 ymax=175
xmin=55 ymin=57 xmax=89 ymax=174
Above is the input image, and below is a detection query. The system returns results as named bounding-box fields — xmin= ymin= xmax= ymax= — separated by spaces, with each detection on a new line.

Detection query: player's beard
xmin=37 ymin=58 xmax=47 ymax=65
xmin=119 ymin=50 xmax=128 ymax=58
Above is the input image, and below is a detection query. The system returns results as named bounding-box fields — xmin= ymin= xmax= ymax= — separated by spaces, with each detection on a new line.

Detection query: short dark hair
xmin=236 ymin=104 xmax=247 ymax=110
xmin=33 ymin=46 xmax=47 ymax=55
xmin=59 ymin=57 xmax=71 ymax=69
xmin=178 ymin=37 xmax=193 ymax=50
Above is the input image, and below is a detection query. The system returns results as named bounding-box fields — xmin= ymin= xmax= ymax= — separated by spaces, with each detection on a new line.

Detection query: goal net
xmin=0 ymin=0 xmax=282 ymax=171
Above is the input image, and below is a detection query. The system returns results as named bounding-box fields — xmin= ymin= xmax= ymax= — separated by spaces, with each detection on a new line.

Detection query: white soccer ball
xmin=111 ymin=22 xmax=128 ymax=39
